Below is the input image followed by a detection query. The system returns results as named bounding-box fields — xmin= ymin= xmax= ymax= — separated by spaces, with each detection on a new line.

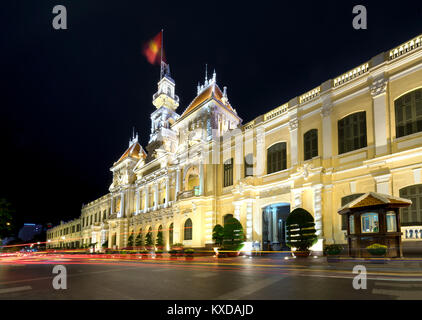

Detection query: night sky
xmin=1 ymin=1 xmax=421 ymax=228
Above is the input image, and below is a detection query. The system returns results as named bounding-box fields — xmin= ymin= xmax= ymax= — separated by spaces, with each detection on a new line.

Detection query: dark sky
xmin=0 ymin=1 xmax=421 ymax=227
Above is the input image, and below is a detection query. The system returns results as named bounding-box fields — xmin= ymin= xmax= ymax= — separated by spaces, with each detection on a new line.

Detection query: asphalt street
xmin=1 ymin=254 xmax=422 ymax=299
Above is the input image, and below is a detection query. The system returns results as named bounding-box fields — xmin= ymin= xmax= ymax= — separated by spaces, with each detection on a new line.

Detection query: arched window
xmin=304 ymin=129 xmax=318 ymax=160
xmin=338 ymin=111 xmax=367 ymax=154
xmin=223 ymin=158 xmax=233 ymax=187
xmin=399 ymin=184 xmax=422 ymax=226
xmin=341 ymin=193 xmax=364 ymax=230
xmin=244 ymin=153 xmax=254 ymax=177
xmin=184 ymin=218 xmax=193 ymax=241
xmin=169 ymin=223 xmax=174 ymax=245
xmin=267 ymin=142 xmax=287 ymax=174
xmin=224 ymin=214 xmax=234 ymax=226
xmin=395 ymin=89 xmax=422 ymax=138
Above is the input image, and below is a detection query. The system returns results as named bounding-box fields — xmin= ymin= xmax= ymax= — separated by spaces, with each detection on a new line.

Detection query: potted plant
xmin=324 ymin=244 xmax=343 ymax=262
xmin=127 ymin=232 xmax=134 ymax=249
xmin=286 ymin=208 xmax=318 ymax=258
xmin=171 ymin=243 xmax=184 ymax=251
xmin=139 ymin=249 xmax=149 ymax=259
xmin=221 ymin=217 xmax=245 ymax=257
xmin=169 ymin=249 xmax=179 ymax=259
xmin=145 ymin=231 xmax=154 ymax=250
xmin=366 ymin=243 xmax=387 ymax=263
xmin=212 ymin=224 xmax=224 ymax=247
xmin=184 ymin=248 xmax=195 ymax=260
xmin=155 ymin=249 xmax=163 ymax=258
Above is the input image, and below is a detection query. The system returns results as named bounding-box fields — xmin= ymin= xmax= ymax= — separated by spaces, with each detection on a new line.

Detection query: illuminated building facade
xmin=48 ymin=34 xmax=422 ymax=252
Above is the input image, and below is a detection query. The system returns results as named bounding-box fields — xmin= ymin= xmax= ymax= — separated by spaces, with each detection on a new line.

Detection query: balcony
xmin=177 ymin=187 xmax=200 ymax=200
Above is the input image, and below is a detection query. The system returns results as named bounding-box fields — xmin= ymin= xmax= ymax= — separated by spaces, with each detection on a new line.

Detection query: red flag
xmin=142 ymin=31 xmax=163 ymax=65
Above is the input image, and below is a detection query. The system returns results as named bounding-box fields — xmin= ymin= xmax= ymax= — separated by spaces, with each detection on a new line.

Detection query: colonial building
xmin=48 ymin=34 xmax=422 ymax=252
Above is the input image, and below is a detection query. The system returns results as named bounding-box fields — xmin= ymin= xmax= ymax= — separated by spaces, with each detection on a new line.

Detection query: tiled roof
xmin=180 ymin=83 xmax=235 ymax=118
xmin=338 ymin=192 xmax=412 ymax=213
xmin=115 ymin=142 xmax=146 ymax=164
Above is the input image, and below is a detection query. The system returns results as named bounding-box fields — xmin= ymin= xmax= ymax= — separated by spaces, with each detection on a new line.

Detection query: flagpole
xmin=160 ymin=29 xmax=164 ymax=79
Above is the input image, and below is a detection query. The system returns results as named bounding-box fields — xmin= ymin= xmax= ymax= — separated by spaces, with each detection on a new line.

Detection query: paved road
xmin=1 ymin=254 xmax=422 ymax=299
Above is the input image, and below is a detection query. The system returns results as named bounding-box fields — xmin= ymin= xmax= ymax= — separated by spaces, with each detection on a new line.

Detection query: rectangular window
xmin=338 ymin=112 xmax=367 ymax=154
xmin=244 ymin=154 xmax=254 ymax=177
xmin=224 ymin=158 xmax=233 ymax=187
xmin=304 ymin=129 xmax=318 ymax=160
xmin=395 ymin=89 xmax=422 ymax=138
xmin=361 ymin=212 xmax=379 ymax=233
xmin=386 ymin=211 xmax=397 ymax=232
xmin=349 ymin=215 xmax=355 ymax=234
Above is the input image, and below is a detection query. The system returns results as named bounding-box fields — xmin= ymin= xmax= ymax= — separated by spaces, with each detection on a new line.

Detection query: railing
xmin=333 ymin=63 xmax=369 ymax=87
xmin=177 ymin=187 xmax=200 ymax=200
xmin=243 ymin=121 xmax=255 ymax=130
xmin=299 ymin=87 xmax=320 ymax=104
xmin=389 ymin=35 xmax=422 ymax=60
xmin=152 ymin=91 xmax=180 ymax=103
xmin=402 ymin=226 xmax=422 ymax=240
xmin=264 ymin=103 xmax=288 ymax=121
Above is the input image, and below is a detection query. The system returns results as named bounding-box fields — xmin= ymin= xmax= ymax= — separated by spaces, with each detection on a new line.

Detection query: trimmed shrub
xmin=286 ymin=208 xmax=318 ymax=252
xmin=366 ymin=243 xmax=387 ymax=256
xmin=212 ymin=224 xmax=224 ymax=246
xmin=324 ymin=244 xmax=343 ymax=256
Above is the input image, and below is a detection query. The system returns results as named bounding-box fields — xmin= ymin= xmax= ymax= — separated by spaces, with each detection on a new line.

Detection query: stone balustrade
xmin=333 ymin=62 xmax=369 ymax=87
xmin=389 ymin=34 xmax=422 ymax=60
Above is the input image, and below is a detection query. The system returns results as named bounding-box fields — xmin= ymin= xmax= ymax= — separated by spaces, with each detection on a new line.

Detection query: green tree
xmin=145 ymin=230 xmax=154 ymax=247
xmin=286 ymin=208 xmax=317 ymax=252
xmin=127 ymin=232 xmax=134 ymax=247
xmin=156 ymin=230 xmax=164 ymax=247
xmin=102 ymin=240 xmax=108 ymax=248
xmin=222 ymin=217 xmax=245 ymax=251
xmin=135 ymin=232 xmax=144 ymax=247
xmin=0 ymin=198 xmax=14 ymax=239
xmin=212 ymin=224 xmax=224 ymax=246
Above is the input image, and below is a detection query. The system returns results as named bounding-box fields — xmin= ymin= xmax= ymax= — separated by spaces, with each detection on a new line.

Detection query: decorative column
xmin=165 ymin=177 xmax=170 ymax=206
xmin=246 ymin=201 xmax=253 ymax=241
xmin=289 ymin=118 xmax=299 ymax=166
xmin=110 ymin=196 xmax=114 ymax=216
xmin=312 ymin=184 xmax=323 ymax=238
xmin=272 ymin=207 xmax=278 ymax=243
xmin=175 ymin=168 xmax=181 ymax=196
xmin=199 ymin=162 xmax=204 ymax=196
xmin=321 ymin=95 xmax=333 ymax=161
xmin=371 ymin=76 xmax=388 ymax=156
xmin=154 ymin=182 xmax=159 ymax=209
xmin=291 ymin=188 xmax=302 ymax=209
xmin=144 ymin=185 xmax=149 ymax=211
xmin=135 ymin=189 xmax=140 ymax=213
xmin=118 ymin=191 xmax=124 ymax=218
xmin=255 ymin=127 xmax=265 ymax=176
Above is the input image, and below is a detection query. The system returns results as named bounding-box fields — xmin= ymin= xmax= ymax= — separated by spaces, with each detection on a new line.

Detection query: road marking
xmin=193 ymin=272 xmax=215 ymax=278
xmin=215 ymin=277 xmax=281 ymax=300
xmin=0 ymin=286 xmax=32 ymax=294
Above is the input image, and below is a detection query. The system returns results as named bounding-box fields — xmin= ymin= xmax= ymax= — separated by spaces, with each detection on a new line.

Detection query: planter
xmin=293 ymin=250 xmax=311 ymax=258
xmin=227 ymin=251 xmax=240 ymax=257
xmin=326 ymin=255 xmax=341 ymax=263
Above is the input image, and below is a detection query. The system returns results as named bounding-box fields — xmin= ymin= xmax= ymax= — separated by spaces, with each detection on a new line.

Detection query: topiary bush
xmin=324 ymin=244 xmax=343 ymax=256
xmin=286 ymin=208 xmax=318 ymax=252
xmin=156 ymin=230 xmax=164 ymax=248
xmin=366 ymin=243 xmax=387 ymax=256
xmin=145 ymin=231 xmax=154 ymax=247
xmin=212 ymin=224 xmax=224 ymax=246
xmin=222 ymin=217 xmax=245 ymax=252
xmin=135 ymin=232 xmax=144 ymax=248
xmin=127 ymin=233 xmax=134 ymax=248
